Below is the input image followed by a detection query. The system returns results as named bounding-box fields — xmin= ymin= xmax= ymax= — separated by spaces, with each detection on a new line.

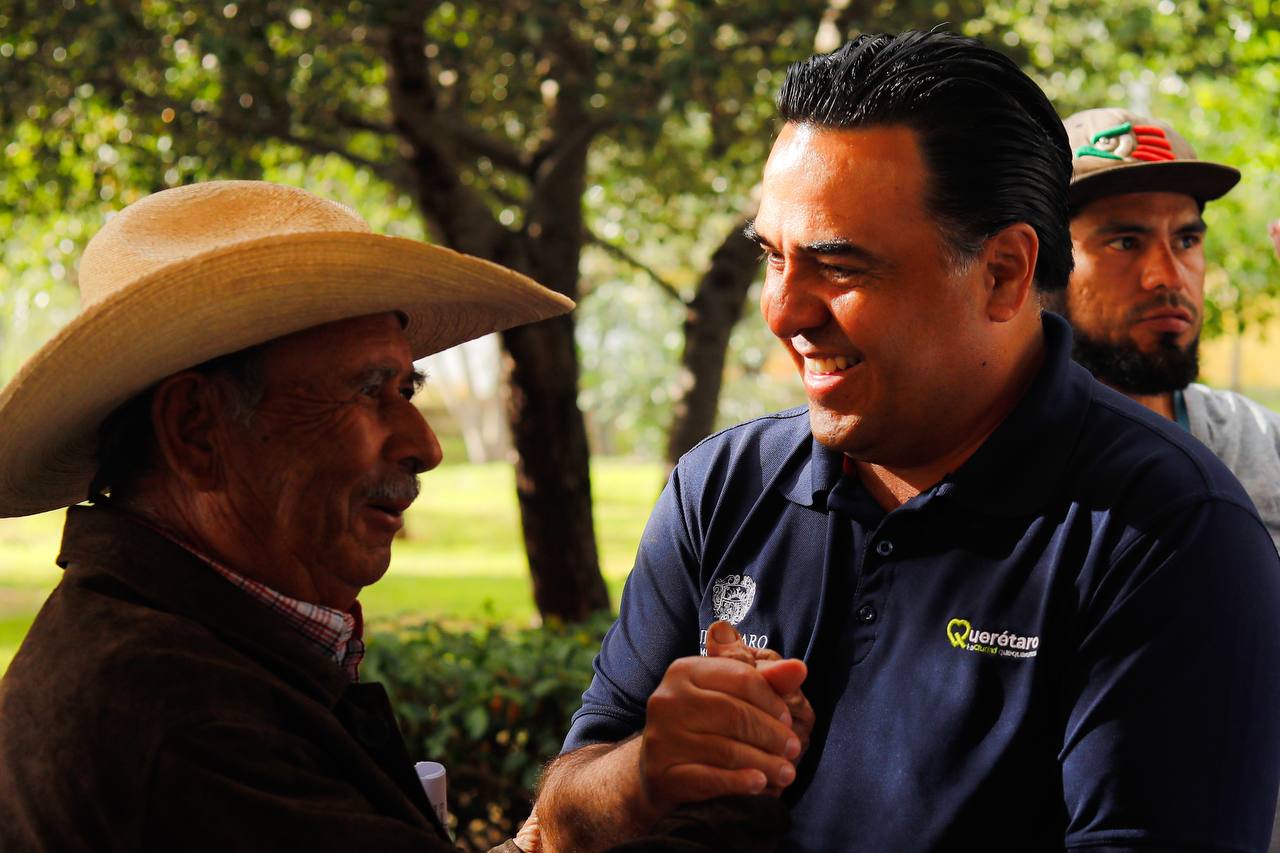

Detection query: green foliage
xmin=362 ymin=611 xmax=616 ymax=851
xmin=0 ymin=0 xmax=844 ymax=451
xmin=3 ymin=0 xmax=1280 ymax=452
xmin=1001 ymin=0 xmax=1280 ymax=335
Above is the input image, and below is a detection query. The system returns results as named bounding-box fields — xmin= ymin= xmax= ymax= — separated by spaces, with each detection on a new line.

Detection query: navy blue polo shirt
xmin=564 ymin=313 xmax=1280 ymax=852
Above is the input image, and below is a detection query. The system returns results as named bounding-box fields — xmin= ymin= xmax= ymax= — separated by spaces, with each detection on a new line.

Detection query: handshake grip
xmin=638 ymin=619 xmax=815 ymax=816
xmin=702 ymin=621 xmax=814 ymax=783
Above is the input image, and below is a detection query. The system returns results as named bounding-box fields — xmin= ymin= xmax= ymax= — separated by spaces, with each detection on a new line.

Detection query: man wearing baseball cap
xmin=1050 ymin=108 xmax=1280 ymax=551
xmin=0 ymin=181 xmax=789 ymax=852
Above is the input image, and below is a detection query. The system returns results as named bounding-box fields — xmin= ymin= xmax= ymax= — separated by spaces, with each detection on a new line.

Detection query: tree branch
xmin=531 ymin=117 xmax=611 ymax=182
xmin=451 ymin=122 xmax=532 ymax=174
xmin=584 ymin=227 xmax=685 ymax=304
xmin=333 ymin=107 xmax=394 ymax=136
xmin=380 ymin=5 xmax=505 ymax=256
xmin=277 ymin=132 xmax=402 ymax=185
xmin=486 ymin=182 xmax=525 ymax=209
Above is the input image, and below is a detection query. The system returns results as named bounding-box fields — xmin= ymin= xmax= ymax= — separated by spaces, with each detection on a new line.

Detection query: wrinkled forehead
xmin=272 ymin=311 xmax=404 ymax=347
xmin=257 ymin=312 xmax=412 ymax=375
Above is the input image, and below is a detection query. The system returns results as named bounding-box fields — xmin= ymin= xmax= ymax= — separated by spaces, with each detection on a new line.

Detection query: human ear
xmin=982 ymin=223 xmax=1038 ymax=323
xmin=149 ymin=372 xmax=228 ymax=491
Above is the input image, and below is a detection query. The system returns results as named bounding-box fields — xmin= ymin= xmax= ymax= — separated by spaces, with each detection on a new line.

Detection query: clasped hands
xmin=638 ymin=620 xmax=814 ymax=815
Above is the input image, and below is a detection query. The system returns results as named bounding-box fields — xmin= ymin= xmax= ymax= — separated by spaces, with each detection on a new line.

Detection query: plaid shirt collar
xmin=133 ymin=514 xmax=365 ymax=681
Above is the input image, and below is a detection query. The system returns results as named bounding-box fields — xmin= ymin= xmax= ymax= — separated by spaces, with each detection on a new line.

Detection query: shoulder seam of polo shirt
xmin=1088 ymin=387 xmax=1273 ymax=545
xmin=683 ymin=405 xmax=810 ymax=459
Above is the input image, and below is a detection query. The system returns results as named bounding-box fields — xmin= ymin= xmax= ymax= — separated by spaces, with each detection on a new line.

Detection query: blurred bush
xmin=363 ymin=612 xmax=617 ymax=851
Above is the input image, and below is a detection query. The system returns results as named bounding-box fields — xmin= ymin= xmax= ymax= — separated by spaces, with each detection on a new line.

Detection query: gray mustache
xmin=365 ymin=475 xmax=420 ymax=505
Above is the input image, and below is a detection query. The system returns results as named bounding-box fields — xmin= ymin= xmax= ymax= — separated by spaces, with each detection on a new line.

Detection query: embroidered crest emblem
xmin=1075 ymin=121 xmax=1176 ymax=163
xmin=711 ymin=574 xmax=756 ymax=625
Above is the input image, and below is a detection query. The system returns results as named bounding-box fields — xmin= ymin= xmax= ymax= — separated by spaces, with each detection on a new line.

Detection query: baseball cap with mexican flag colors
xmin=1064 ymin=108 xmax=1240 ymax=211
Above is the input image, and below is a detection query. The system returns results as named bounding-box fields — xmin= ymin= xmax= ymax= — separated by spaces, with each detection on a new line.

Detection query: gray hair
xmin=87 ymin=345 xmax=264 ymax=503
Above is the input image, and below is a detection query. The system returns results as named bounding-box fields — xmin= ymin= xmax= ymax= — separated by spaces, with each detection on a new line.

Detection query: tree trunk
xmin=664 ymin=221 xmax=761 ymax=468
xmin=504 ymin=31 xmax=610 ymax=620
xmin=502 ymin=315 xmax=609 ymax=621
xmin=383 ymin=14 xmax=609 ymax=621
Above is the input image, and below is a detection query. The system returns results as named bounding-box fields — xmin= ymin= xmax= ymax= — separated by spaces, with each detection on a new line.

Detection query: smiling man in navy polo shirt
xmin=537 ymin=31 xmax=1280 ymax=852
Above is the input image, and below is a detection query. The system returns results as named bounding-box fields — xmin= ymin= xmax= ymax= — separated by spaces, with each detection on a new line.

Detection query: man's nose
xmin=1139 ymin=241 xmax=1191 ymax=293
xmin=390 ymin=399 xmax=443 ymax=475
xmin=760 ymin=263 xmax=830 ymax=341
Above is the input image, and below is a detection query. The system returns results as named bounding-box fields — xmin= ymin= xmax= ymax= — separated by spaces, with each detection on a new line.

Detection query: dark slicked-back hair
xmin=778 ymin=30 xmax=1073 ymax=292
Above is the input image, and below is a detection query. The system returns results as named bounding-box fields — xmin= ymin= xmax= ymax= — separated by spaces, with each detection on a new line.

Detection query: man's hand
xmin=513 ymin=806 xmax=539 ymax=852
xmin=536 ymin=627 xmax=810 ymax=853
xmin=639 ymin=648 xmax=805 ymax=816
xmin=1269 ymin=220 xmax=1280 ymax=261
xmin=704 ymin=621 xmax=815 ymax=771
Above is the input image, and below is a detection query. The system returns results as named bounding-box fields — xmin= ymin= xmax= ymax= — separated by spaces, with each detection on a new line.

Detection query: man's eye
xmin=359 ymin=383 xmax=381 ymax=398
xmin=400 ymin=386 xmax=416 ymax=401
xmin=823 ymin=264 xmax=861 ymax=281
xmin=1106 ymin=236 xmax=1138 ymax=251
xmin=758 ymin=249 xmax=784 ymax=268
xmin=1179 ymin=234 xmax=1202 ymax=249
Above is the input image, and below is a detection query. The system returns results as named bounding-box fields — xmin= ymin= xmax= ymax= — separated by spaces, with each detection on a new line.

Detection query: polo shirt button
xmin=875 ymin=539 xmax=894 ymax=557
xmin=858 ymin=604 xmax=877 ymax=623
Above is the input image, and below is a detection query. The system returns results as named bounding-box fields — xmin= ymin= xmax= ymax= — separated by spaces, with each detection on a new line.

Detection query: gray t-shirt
xmin=1184 ymin=383 xmax=1280 ymax=853
xmin=1184 ymin=383 xmax=1280 ymax=552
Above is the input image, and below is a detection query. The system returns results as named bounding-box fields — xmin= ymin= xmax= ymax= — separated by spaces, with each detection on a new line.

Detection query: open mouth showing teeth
xmin=805 ymin=355 xmax=861 ymax=375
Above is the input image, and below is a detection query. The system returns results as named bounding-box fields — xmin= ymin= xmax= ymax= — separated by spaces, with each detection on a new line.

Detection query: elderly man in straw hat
xmin=0 ymin=181 xmax=788 ymax=852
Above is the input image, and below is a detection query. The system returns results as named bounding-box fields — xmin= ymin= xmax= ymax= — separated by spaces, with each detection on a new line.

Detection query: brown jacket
xmin=0 ymin=506 xmax=459 ymax=852
xmin=0 ymin=506 xmax=786 ymax=853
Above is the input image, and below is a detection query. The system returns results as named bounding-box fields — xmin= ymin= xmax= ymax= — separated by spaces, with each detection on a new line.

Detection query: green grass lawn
xmin=0 ymin=458 xmax=666 ymax=674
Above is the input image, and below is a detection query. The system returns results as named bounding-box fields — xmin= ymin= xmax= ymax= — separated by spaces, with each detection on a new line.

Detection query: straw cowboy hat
xmin=0 ymin=180 xmax=573 ymax=518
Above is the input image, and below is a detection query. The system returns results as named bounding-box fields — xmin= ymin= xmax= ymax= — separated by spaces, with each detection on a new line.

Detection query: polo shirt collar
xmin=777 ymin=312 xmax=1091 ymax=517
xmin=935 ymin=312 xmax=1090 ymax=516
xmin=777 ymin=429 xmax=843 ymax=508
